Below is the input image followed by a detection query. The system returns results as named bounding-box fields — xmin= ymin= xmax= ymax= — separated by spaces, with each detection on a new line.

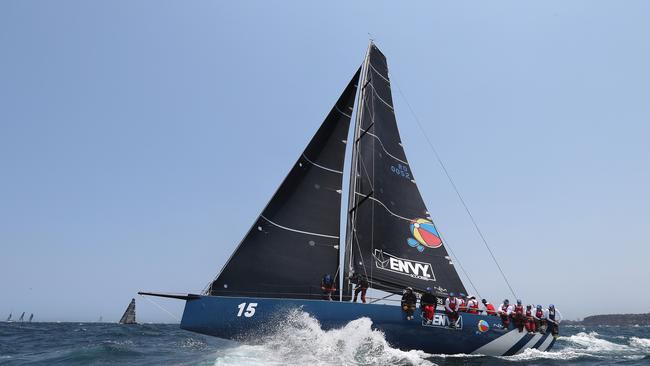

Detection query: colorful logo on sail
xmin=478 ymin=320 xmax=490 ymax=333
xmin=407 ymin=218 xmax=442 ymax=252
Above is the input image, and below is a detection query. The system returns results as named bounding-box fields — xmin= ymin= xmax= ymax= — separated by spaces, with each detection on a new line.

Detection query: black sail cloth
xmin=345 ymin=44 xmax=466 ymax=298
xmin=208 ymin=69 xmax=361 ymax=299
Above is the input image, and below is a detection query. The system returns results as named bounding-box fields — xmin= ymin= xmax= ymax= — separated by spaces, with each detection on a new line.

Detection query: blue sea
xmin=1 ymin=314 xmax=648 ymax=365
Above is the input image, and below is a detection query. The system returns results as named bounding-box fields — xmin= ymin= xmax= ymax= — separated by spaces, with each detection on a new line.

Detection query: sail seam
xmin=369 ymin=62 xmax=390 ymax=83
xmin=301 ymin=154 xmax=343 ymax=174
xmin=355 ymin=192 xmax=413 ymax=222
xmin=359 ymin=128 xmax=409 ymax=165
xmin=368 ymin=82 xmax=394 ymax=110
xmin=260 ymin=215 xmax=340 ymax=239
xmin=335 ymin=105 xmax=352 ymax=118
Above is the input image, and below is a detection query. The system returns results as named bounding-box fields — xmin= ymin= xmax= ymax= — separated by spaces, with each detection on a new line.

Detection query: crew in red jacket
xmin=512 ymin=299 xmax=525 ymax=332
xmin=466 ymin=295 xmax=479 ymax=314
xmin=482 ymin=299 xmax=497 ymax=315
xmin=524 ymin=304 xmax=536 ymax=333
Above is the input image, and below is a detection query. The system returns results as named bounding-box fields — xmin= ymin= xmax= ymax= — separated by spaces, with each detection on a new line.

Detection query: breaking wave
xmin=212 ymin=310 xmax=435 ymax=366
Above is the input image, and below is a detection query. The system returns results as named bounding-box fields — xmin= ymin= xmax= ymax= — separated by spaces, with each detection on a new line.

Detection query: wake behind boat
xmin=142 ymin=42 xmax=556 ymax=356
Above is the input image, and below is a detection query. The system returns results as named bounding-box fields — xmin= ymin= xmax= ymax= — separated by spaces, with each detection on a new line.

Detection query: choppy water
xmin=1 ymin=313 xmax=648 ymax=365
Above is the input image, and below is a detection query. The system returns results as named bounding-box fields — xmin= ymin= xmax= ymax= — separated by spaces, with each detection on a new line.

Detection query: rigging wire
xmin=391 ymin=77 xmax=518 ymax=300
xmin=139 ymin=294 xmax=181 ymax=322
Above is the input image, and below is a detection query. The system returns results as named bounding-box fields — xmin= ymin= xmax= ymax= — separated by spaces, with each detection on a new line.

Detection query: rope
xmin=391 ymin=76 xmax=518 ymax=300
xmin=139 ymin=294 xmax=180 ymax=322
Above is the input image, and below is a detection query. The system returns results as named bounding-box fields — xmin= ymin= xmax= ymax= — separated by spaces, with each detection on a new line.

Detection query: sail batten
xmin=208 ymin=69 xmax=361 ymax=299
xmin=345 ymin=43 xmax=467 ymax=297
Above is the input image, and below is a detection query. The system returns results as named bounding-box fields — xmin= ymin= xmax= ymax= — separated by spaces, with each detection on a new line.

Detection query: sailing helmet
xmin=517 ymin=299 xmax=522 ymax=304
xmin=406 ymin=287 xmax=413 ymax=292
xmin=426 ymin=287 xmax=433 ymax=294
xmin=459 ymin=293 xmax=466 ymax=298
xmin=537 ymin=305 xmax=542 ymax=310
xmin=504 ymin=299 xmax=510 ymax=304
xmin=449 ymin=292 xmax=456 ymax=297
xmin=549 ymin=304 xmax=555 ymax=309
xmin=526 ymin=304 xmax=532 ymax=308
xmin=482 ymin=299 xmax=488 ymax=304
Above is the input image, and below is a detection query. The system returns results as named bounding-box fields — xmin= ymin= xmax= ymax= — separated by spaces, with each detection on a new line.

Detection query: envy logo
xmin=374 ymin=250 xmax=435 ymax=281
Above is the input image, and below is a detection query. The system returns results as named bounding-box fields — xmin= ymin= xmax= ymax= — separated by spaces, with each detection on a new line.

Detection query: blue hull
xmin=180 ymin=295 xmax=556 ymax=356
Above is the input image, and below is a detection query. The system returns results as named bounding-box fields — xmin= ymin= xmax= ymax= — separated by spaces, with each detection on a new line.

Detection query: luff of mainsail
xmin=345 ymin=43 xmax=467 ymax=298
xmin=207 ymin=69 xmax=361 ymax=300
xmin=18 ymin=312 xmax=24 ymax=322
xmin=119 ymin=298 xmax=136 ymax=324
xmin=28 ymin=314 xmax=33 ymax=323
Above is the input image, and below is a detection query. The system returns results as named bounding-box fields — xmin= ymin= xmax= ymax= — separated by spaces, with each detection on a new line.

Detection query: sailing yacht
xmin=28 ymin=314 xmax=33 ymax=323
xmin=5 ymin=313 xmax=11 ymax=322
xmin=18 ymin=312 xmax=25 ymax=322
xmin=119 ymin=299 xmax=137 ymax=325
xmin=141 ymin=43 xmax=555 ymax=355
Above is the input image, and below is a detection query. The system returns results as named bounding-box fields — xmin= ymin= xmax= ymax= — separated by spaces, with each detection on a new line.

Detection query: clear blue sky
xmin=1 ymin=1 xmax=649 ymax=322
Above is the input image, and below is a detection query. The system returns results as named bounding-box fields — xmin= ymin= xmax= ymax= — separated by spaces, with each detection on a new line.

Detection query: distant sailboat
xmin=28 ymin=314 xmax=33 ymax=323
xmin=18 ymin=312 xmax=25 ymax=322
xmin=98 ymin=316 xmax=103 ymax=323
xmin=119 ymin=299 xmax=136 ymax=324
xmin=5 ymin=313 xmax=11 ymax=322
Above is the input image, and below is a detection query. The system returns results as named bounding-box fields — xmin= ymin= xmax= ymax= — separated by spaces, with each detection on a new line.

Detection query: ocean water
xmin=1 ymin=313 xmax=648 ymax=365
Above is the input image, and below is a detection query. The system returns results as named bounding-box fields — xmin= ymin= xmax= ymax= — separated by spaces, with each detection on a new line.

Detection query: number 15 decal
xmin=236 ymin=302 xmax=258 ymax=317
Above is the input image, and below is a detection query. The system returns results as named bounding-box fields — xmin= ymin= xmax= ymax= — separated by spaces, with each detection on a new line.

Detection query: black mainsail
xmin=207 ymin=69 xmax=361 ymax=299
xmin=119 ymin=298 xmax=136 ymax=324
xmin=344 ymin=43 xmax=467 ymax=298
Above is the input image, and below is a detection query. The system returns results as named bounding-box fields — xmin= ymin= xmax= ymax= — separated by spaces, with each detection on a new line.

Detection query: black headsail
xmin=207 ymin=69 xmax=361 ymax=299
xmin=119 ymin=298 xmax=136 ymax=324
xmin=344 ymin=43 xmax=467 ymax=298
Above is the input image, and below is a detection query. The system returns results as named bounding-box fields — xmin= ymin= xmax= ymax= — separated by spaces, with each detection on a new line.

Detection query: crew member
xmin=466 ymin=295 xmax=479 ymax=314
xmin=320 ymin=274 xmax=336 ymax=301
xmin=498 ymin=299 xmax=512 ymax=327
xmin=533 ymin=305 xmax=547 ymax=334
xmin=351 ymin=273 xmax=369 ymax=303
xmin=401 ymin=287 xmax=417 ymax=320
xmin=482 ymin=299 xmax=496 ymax=316
xmin=512 ymin=299 xmax=525 ymax=332
xmin=547 ymin=304 xmax=563 ymax=337
xmin=458 ymin=293 xmax=468 ymax=312
xmin=524 ymin=304 xmax=536 ymax=333
xmin=420 ymin=287 xmax=437 ymax=322
xmin=445 ymin=292 xmax=460 ymax=328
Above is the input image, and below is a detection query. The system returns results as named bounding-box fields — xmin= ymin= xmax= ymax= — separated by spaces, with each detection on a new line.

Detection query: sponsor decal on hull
xmin=421 ymin=313 xmax=463 ymax=330
xmin=374 ymin=250 xmax=435 ymax=281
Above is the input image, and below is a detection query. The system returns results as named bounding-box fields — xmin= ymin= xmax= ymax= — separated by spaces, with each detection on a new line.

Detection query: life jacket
xmin=535 ymin=309 xmax=544 ymax=318
xmin=485 ymin=303 xmax=496 ymax=315
xmin=514 ymin=304 xmax=524 ymax=314
xmin=525 ymin=309 xmax=532 ymax=317
xmin=549 ymin=308 xmax=556 ymax=321
xmin=447 ymin=297 xmax=457 ymax=310
xmin=468 ymin=300 xmax=479 ymax=313
xmin=459 ymin=299 xmax=467 ymax=309
xmin=500 ymin=304 xmax=509 ymax=313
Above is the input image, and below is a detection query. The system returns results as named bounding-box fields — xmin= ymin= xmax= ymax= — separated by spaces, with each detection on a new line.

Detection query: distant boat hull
xmin=180 ymin=295 xmax=556 ymax=356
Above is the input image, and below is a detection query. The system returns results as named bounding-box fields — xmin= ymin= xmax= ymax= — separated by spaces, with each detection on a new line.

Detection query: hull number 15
xmin=236 ymin=302 xmax=258 ymax=317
